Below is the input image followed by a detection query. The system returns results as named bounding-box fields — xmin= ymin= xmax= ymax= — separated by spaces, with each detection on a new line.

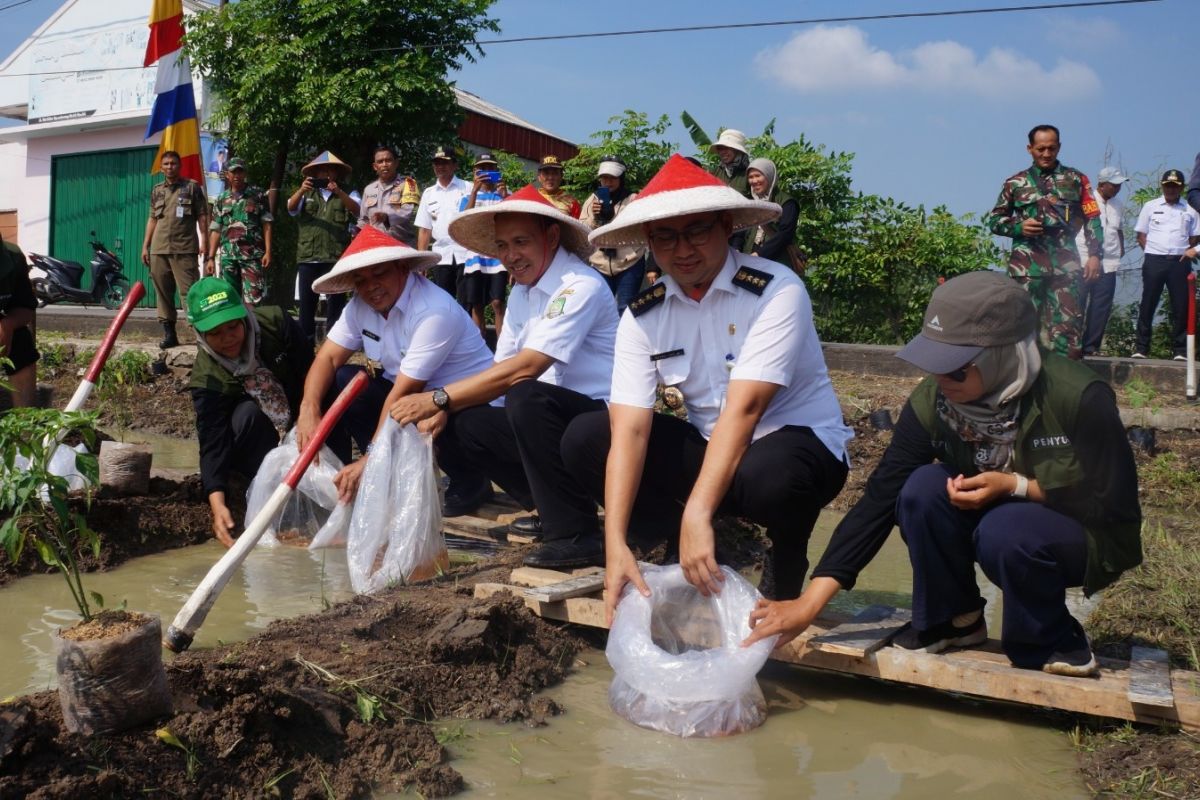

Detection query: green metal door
xmin=49 ymin=146 xmax=160 ymax=308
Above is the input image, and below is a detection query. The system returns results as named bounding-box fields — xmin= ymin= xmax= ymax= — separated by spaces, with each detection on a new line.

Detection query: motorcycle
xmin=28 ymin=232 xmax=132 ymax=310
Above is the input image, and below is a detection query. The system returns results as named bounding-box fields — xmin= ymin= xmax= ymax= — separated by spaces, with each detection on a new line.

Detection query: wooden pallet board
xmin=474 ymin=567 xmax=1200 ymax=732
xmin=440 ymin=493 xmax=525 ymax=544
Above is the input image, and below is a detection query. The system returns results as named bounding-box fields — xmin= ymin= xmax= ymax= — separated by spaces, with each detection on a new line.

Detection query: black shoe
xmin=442 ymin=480 xmax=493 ymax=517
xmin=893 ymin=612 xmax=987 ymax=654
xmin=509 ymin=515 xmax=542 ymax=538
xmin=159 ymin=322 xmax=179 ymax=349
xmin=522 ymin=535 xmax=604 ymax=569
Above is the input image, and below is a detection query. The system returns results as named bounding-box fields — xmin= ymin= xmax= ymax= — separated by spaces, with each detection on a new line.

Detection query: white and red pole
xmin=63 ymin=281 xmax=147 ymax=412
xmin=163 ymin=370 xmax=369 ymax=653
xmin=1187 ymin=272 xmax=1196 ymax=402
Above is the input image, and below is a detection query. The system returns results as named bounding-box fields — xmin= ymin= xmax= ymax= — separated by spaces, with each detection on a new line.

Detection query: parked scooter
xmin=28 ymin=232 xmax=131 ymax=310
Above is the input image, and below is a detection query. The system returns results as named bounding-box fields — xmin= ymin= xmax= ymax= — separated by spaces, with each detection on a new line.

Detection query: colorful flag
xmin=144 ymin=0 xmax=202 ymax=182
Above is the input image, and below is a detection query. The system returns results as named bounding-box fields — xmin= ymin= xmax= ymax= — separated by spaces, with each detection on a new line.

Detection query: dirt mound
xmin=0 ymin=585 xmax=583 ymax=798
xmin=0 ymin=474 xmax=235 ymax=587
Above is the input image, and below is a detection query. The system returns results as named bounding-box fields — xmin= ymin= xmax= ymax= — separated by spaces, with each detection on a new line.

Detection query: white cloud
xmin=755 ymin=25 xmax=1100 ymax=101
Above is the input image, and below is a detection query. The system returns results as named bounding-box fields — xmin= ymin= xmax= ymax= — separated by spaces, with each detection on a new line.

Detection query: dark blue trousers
xmin=896 ymin=463 xmax=1089 ymax=668
xmin=325 ymin=365 xmax=487 ymax=489
xmin=1079 ymin=270 xmax=1116 ymax=355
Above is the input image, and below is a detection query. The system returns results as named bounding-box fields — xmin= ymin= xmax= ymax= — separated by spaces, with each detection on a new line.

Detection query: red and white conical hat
xmin=312 ymin=226 xmax=442 ymax=294
xmin=589 ymin=154 xmax=780 ymax=248
xmin=449 ymin=184 xmax=593 ymax=261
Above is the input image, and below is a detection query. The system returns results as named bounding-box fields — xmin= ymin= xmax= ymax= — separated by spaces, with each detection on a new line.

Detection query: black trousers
xmin=562 ymin=410 xmax=848 ymax=599
xmin=297 ymin=261 xmax=348 ymax=343
xmin=230 ymin=399 xmax=282 ymax=480
xmin=427 ymin=261 xmax=460 ymax=299
xmin=437 ymin=380 xmax=605 ymax=540
xmin=1136 ymin=253 xmax=1192 ymax=356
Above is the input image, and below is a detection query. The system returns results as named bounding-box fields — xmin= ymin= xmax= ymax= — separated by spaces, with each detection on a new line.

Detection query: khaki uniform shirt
xmin=359 ymin=176 xmax=421 ymax=246
xmin=149 ymin=178 xmax=207 ymax=254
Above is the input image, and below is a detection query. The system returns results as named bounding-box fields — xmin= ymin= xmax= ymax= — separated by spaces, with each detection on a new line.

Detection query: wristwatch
xmin=431 ymin=388 xmax=451 ymax=411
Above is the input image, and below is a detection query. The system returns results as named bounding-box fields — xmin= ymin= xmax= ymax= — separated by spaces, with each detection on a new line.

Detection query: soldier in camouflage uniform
xmin=984 ymin=125 xmax=1103 ymax=360
xmin=206 ymin=158 xmax=274 ymax=304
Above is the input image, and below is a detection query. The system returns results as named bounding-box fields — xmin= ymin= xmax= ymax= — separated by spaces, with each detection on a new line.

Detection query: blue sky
xmin=1 ymin=0 xmax=1196 ymax=219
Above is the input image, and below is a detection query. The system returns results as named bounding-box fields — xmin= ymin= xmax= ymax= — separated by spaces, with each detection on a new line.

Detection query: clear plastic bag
xmin=308 ymin=502 xmax=353 ymax=550
xmin=346 ymin=418 xmax=447 ymax=594
xmin=606 ymin=564 xmax=778 ymax=738
xmin=245 ymin=429 xmax=344 ymax=547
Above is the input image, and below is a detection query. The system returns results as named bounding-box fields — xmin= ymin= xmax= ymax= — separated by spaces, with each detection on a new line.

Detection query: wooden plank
xmin=474 ymin=582 xmax=609 ymax=629
xmin=442 ymin=515 xmax=509 ymax=541
xmin=510 ymin=566 xmax=603 ymax=588
xmin=808 ymin=605 xmax=912 ymax=657
xmin=1128 ymin=646 xmax=1174 ymax=708
xmin=525 ymin=572 xmax=606 ymax=603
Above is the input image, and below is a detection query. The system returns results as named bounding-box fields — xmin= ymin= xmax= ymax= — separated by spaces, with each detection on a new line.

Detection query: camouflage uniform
xmin=210 ymin=186 xmax=273 ymax=304
xmin=984 ymin=163 xmax=1103 ymax=359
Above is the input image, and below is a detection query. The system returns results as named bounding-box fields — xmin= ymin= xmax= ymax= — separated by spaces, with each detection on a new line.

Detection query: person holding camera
xmin=457 ymin=153 xmax=509 ymax=339
xmin=579 ymin=157 xmax=646 ymax=313
xmin=287 ymin=150 xmax=361 ymax=345
xmin=984 ymin=125 xmax=1102 ymax=360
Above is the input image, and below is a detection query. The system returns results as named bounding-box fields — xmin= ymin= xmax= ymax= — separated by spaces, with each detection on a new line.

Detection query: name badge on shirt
xmin=362 ymin=329 xmax=381 ymax=342
xmin=176 ymin=205 xmax=185 ymax=218
xmin=650 ymin=349 xmax=685 ymax=362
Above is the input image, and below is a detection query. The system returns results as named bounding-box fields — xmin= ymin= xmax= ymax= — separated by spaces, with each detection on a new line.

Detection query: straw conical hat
xmin=312 ymin=226 xmax=441 ymax=294
xmin=301 ymin=150 xmax=351 ymax=178
xmin=589 ymin=154 xmax=780 ymax=248
xmin=449 ymin=184 xmax=593 ymax=261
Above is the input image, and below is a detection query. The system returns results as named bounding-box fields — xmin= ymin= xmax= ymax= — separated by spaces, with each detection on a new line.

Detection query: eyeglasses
xmin=943 ymin=364 xmax=973 ymax=382
xmin=646 ymin=219 xmax=718 ymax=251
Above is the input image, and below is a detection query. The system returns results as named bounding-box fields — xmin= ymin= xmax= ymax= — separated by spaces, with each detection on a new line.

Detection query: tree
xmin=562 ymin=111 xmax=676 ymax=196
xmin=185 ymin=0 xmax=498 ymax=298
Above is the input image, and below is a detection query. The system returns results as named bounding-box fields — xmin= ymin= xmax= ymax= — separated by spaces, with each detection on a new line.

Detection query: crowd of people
xmin=4 ymin=122 xmax=1200 ymax=683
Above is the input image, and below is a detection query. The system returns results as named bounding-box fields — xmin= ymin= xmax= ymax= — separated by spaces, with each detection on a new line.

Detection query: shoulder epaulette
xmin=732 ymin=265 xmax=773 ymax=296
xmin=628 ymin=282 xmax=666 ymax=317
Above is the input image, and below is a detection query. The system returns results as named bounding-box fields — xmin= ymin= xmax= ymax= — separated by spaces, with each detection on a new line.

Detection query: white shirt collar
xmin=659 ymin=249 xmax=739 ymax=304
xmin=528 ymin=247 xmax=573 ymax=299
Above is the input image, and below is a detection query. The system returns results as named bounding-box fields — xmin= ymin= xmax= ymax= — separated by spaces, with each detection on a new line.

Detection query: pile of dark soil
xmin=0 ymin=475 xmax=240 ymax=587
xmin=0 ymin=574 xmax=584 ymax=799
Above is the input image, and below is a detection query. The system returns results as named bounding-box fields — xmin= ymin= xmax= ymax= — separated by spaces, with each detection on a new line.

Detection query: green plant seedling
xmin=155 ymin=727 xmax=201 ymax=781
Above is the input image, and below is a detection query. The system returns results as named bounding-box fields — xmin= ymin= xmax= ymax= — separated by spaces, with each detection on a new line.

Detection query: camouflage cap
xmin=225 ymin=157 xmax=247 ymax=172
xmin=896 ymin=271 xmax=1037 ymax=375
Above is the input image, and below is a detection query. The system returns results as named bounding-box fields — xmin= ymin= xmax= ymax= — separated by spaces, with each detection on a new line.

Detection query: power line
xmin=0 ymin=0 xmax=40 ymax=13
xmin=0 ymin=0 xmax=1163 ymax=77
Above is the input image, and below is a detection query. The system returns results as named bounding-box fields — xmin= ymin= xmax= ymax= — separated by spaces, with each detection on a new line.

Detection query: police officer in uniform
xmin=561 ymin=155 xmax=852 ymax=618
xmin=142 ymin=149 xmax=210 ymax=349
xmin=390 ymin=185 xmax=618 ymax=568
xmin=294 ymin=226 xmax=495 ymax=505
xmin=359 ymin=144 xmax=422 ymax=246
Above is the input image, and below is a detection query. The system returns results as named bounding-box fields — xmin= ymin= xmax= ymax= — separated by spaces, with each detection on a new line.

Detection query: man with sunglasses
xmin=562 ymin=155 xmax=852 ymax=614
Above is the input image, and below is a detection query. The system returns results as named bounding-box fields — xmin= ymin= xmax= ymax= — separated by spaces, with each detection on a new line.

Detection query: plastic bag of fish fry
xmin=606 ymin=563 xmax=778 ymax=737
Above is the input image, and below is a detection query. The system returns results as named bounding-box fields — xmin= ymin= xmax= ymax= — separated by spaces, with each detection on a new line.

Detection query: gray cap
xmin=1096 ymin=166 xmax=1127 ymax=185
xmin=896 ymin=271 xmax=1038 ymax=374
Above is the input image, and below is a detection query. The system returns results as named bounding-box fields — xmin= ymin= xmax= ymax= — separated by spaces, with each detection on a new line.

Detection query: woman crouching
xmin=746 ymin=270 xmax=1142 ymax=677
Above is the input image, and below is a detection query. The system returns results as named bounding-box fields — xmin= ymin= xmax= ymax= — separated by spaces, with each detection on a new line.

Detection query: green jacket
xmin=189 ymin=305 xmax=307 ymax=403
xmin=296 ymin=190 xmax=353 ymax=263
xmin=910 ymin=355 xmax=1142 ymax=593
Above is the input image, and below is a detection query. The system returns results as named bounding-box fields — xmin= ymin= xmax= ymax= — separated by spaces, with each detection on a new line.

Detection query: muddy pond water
xmin=0 ymin=510 xmax=1088 ymax=798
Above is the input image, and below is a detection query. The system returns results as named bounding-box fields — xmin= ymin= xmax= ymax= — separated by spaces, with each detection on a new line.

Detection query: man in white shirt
xmin=294 ymin=226 xmax=495 ymax=504
xmin=1132 ymin=169 xmax=1200 ymax=359
xmin=1074 ymin=166 xmax=1127 ymax=355
xmin=391 ymin=185 xmax=618 ymax=568
xmin=562 ymin=155 xmax=853 ymax=615
xmin=415 ymin=146 xmax=471 ymax=299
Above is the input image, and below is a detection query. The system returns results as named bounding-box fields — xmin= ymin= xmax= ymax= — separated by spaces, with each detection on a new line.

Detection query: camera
xmin=477 ymin=170 xmax=501 ymax=184
xmin=310 ymin=177 xmax=330 ymax=189
xmin=595 ymin=186 xmax=615 ymax=223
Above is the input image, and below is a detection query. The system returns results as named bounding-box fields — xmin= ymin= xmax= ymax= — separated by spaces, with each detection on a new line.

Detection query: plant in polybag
xmin=346 ymin=418 xmax=448 ymax=594
xmin=605 ymin=564 xmax=779 ymax=738
xmin=245 ymin=429 xmax=345 ymax=546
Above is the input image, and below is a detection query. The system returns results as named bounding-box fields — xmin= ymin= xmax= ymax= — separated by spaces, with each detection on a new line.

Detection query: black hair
xmin=374 ymin=144 xmax=399 ymax=160
xmin=1027 ymin=124 xmax=1060 ymax=144
xmin=161 ymin=150 xmax=181 ymax=162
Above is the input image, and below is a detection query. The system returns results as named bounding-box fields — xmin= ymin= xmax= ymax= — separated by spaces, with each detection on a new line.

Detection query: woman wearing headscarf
xmin=187 ymin=276 xmax=313 ymax=547
xmin=740 ymin=158 xmax=800 ymax=270
xmin=744 ymin=271 xmax=1142 ymax=678
xmin=579 ymin=156 xmax=647 ymax=313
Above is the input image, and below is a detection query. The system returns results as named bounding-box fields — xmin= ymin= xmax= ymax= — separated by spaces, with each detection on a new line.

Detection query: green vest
xmin=740 ymin=188 xmax=797 ymax=267
xmin=296 ymin=190 xmax=352 ymax=263
xmin=910 ymin=355 xmax=1141 ymax=593
xmin=189 ymin=306 xmax=297 ymax=400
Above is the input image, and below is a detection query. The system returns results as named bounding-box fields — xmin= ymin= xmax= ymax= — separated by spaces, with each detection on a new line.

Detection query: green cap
xmin=187 ymin=277 xmax=247 ymax=333
xmin=225 ymin=157 xmax=247 ymax=172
